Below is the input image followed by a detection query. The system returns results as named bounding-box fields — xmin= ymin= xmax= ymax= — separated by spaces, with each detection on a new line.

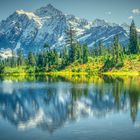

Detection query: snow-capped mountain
xmin=0 ymin=4 xmax=129 ymax=54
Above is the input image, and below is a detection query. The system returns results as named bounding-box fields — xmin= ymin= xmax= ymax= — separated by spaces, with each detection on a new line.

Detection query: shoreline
xmin=0 ymin=71 xmax=140 ymax=76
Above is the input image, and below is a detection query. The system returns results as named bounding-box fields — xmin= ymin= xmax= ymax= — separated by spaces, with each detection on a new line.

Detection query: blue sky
xmin=0 ymin=0 xmax=140 ymax=27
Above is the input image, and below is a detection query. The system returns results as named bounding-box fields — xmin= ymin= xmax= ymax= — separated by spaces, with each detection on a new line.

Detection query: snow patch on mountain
xmin=16 ymin=10 xmax=43 ymax=28
xmin=0 ymin=48 xmax=13 ymax=58
xmin=78 ymin=33 xmax=92 ymax=41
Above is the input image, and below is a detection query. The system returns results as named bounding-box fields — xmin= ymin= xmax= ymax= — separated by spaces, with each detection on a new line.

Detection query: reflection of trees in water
xmin=0 ymin=76 xmax=140 ymax=132
xmin=112 ymin=78 xmax=125 ymax=110
xmin=69 ymin=84 xmax=89 ymax=120
xmin=92 ymin=76 xmax=125 ymax=108
xmin=90 ymin=76 xmax=140 ymax=123
xmin=0 ymin=75 xmax=4 ymax=81
xmin=127 ymin=77 xmax=140 ymax=123
xmin=129 ymin=89 xmax=139 ymax=123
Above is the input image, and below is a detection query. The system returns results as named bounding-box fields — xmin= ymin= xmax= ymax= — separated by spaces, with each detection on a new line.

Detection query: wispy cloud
xmin=105 ymin=11 xmax=112 ymax=15
xmin=128 ymin=16 xmax=133 ymax=20
xmin=132 ymin=9 xmax=140 ymax=14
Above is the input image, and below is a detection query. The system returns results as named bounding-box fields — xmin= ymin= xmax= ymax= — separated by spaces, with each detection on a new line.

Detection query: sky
xmin=0 ymin=0 xmax=140 ymax=27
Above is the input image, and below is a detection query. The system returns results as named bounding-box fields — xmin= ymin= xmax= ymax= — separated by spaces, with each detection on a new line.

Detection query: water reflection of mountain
xmin=0 ymin=76 xmax=140 ymax=133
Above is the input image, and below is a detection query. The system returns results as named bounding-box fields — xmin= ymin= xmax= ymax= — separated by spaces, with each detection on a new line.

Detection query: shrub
xmin=103 ymin=58 xmax=115 ymax=72
xmin=115 ymin=62 xmax=124 ymax=69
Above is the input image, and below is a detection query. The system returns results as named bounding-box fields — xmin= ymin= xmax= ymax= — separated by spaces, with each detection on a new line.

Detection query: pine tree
xmin=44 ymin=43 xmax=51 ymax=51
xmin=93 ymin=42 xmax=98 ymax=57
xmin=76 ymin=43 xmax=82 ymax=62
xmin=52 ymin=49 xmax=59 ymax=66
xmin=37 ymin=53 xmax=44 ymax=67
xmin=112 ymin=35 xmax=123 ymax=65
xmin=73 ymin=43 xmax=81 ymax=62
xmin=82 ymin=45 xmax=89 ymax=63
xmin=61 ymin=47 xmax=69 ymax=67
xmin=28 ymin=52 xmax=36 ymax=66
xmin=17 ymin=50 xmax=24 ymax=66
xmin=138 ymin=35 xmax=140 ymax=51
xmin=129 ymin=20 xmax=138 ymax=54
xmin=65 ymin=24 xmax=77 ymax=63
xmin=98 ymin=41 xmax=103 ymax=56
xmin=113 ymin=35 xmax=119 ymax=63
xmin=0 ymin=63 xmax=5 ymax=74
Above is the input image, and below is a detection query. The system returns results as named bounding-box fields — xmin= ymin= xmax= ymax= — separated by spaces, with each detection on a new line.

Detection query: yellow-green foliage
xmin=4 ymin=66 xmax=27 ymax=76
xmin=58 ymin=54 xmax=140 ymax=75
xmin=2 ymin=54 xmax=140 ymax=76
xmin=107 ymin=54 xmax=140 ymax=73
xmin=60 ymin=56 xmax=104 ymax=75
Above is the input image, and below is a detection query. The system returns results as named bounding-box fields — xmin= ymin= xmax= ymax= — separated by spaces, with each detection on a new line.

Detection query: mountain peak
xmin=92 ymin=19 xmax=108 ymax=27
xmin=15 ymin=9 xmax=37 ymax=19
xmin=46 ymin=4 xmax=55 ymax=9
xmin=35 ymin=4 xmax=63 ymax=17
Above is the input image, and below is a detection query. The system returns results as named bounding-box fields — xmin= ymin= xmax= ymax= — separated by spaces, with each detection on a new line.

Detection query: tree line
xmin=0 ymin=20 xmax=139 ymax=73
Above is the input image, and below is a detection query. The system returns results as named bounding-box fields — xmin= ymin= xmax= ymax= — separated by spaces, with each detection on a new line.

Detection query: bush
xmin=35 ymin=67 xmax=46 ymax=73
xmin=85 ymin=67 xmax=91 ymax=73
xmin=103 ymin=58 xmax=115 ymax=72
xmin=72 ymin=68 xmax=76 ymax=72
xmin=77 ymin=68 xmax=83 ymax=73
xmin=50 ymin=68 xmax=58 ymax=72
xmin=115 ymin=62 xmax=124 ymax=69
xmin=26 ymin=66 xmax=35 ymax=74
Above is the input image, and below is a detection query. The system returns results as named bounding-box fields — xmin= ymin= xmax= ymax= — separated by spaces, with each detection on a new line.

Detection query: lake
xmin=0 ymin=75 xmax=140 ymax=140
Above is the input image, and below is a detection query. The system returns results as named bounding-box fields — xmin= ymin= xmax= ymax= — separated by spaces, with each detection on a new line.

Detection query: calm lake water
xmin=0 ymin=75 xmax=140 ymax=140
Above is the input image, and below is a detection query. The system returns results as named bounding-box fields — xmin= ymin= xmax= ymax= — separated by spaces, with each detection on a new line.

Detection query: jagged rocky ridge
xmin=0 ymin=4 xmax=129 ymax=54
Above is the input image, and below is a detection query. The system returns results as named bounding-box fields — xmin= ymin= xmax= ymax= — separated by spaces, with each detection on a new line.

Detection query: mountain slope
xmin=0 ymin=4 xmax=129 ymax=54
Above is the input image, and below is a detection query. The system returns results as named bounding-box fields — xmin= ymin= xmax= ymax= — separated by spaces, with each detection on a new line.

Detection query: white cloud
xmin=105 ymin=11 xmax=112 ymax=15
xmin=128 ymin=16 xmax=134 ymax=20
xmin=132 ymin=9 xmax=140 ymax=14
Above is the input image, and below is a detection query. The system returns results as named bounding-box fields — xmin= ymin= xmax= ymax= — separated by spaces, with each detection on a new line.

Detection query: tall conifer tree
xmin=129 ymin=20 xmax=138 ymax=54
